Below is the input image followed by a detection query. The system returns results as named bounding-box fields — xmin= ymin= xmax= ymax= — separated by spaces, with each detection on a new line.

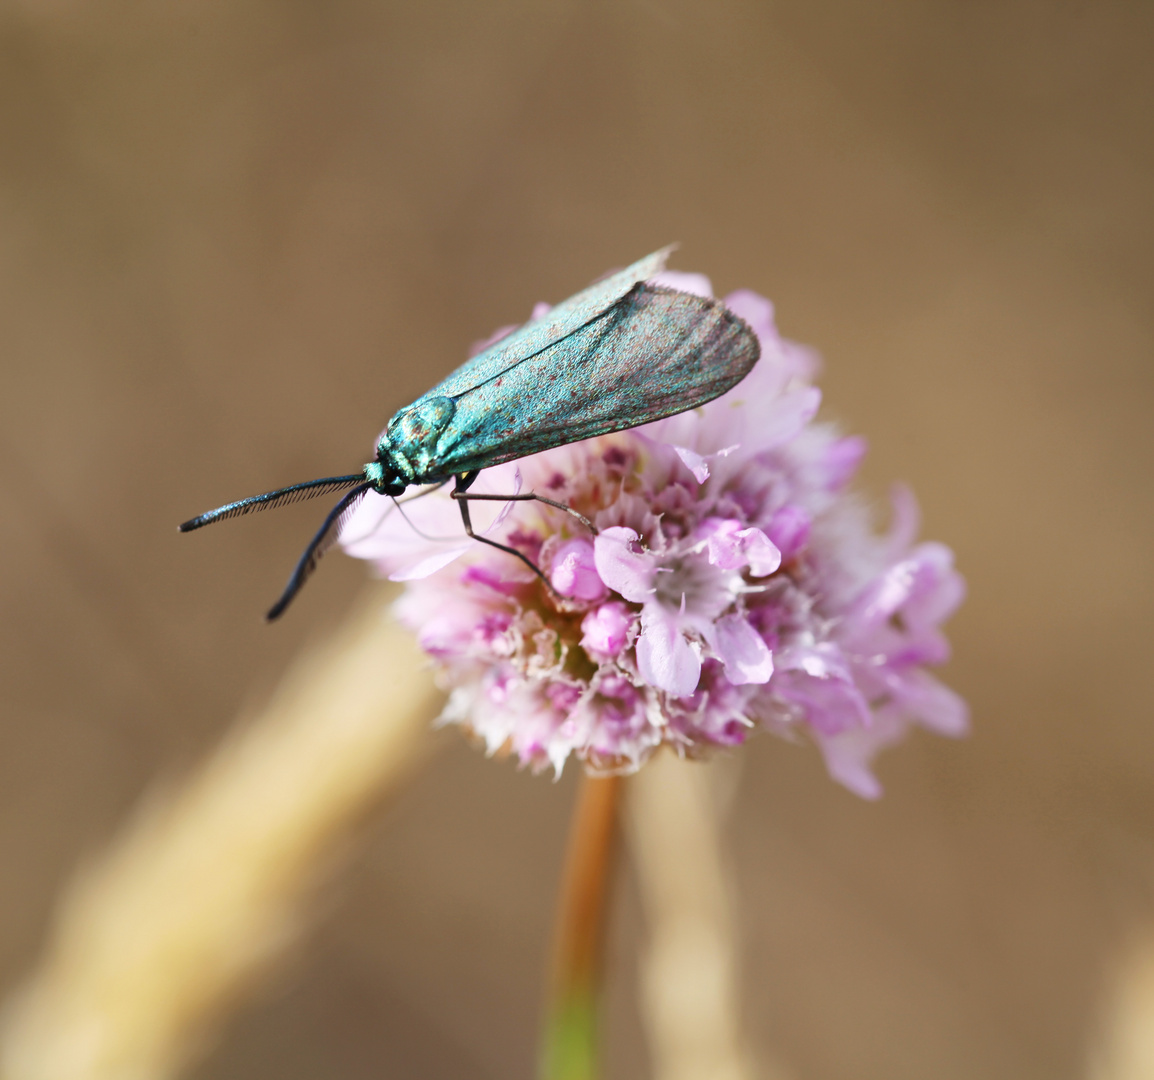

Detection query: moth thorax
xmin=381 ymin=396 xmax=456 ymax=480
xmin=389 ymin=396 xmax=456 ymax=443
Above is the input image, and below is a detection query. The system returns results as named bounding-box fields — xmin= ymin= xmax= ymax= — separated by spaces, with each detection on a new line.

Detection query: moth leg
xmin=452 ymin=474 xmax=560 ymax=595
xmin=450 ymin=490 xmax=596 ymax=534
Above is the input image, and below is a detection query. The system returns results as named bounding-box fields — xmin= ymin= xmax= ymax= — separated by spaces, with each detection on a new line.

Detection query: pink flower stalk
xmin=341 ymin=269 xmax=967 ymax=797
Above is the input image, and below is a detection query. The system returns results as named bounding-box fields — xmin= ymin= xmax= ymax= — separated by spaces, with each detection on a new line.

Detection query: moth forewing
xmin=413 ymin=246 xmax=674 ymax=404
xmin=424 ymin=285 xmax=759 ymax=479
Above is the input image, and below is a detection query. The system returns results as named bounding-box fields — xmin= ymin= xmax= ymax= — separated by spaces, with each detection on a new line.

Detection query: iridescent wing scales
xmin=413 ymin=247 xmax=673 ymax=404
xmin=422 ymin=284 xmax=759 ymax=481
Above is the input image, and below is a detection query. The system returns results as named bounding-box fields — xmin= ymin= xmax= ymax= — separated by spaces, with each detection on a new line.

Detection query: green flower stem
xmin=540 ymin=774 xmax=621 ymax=1080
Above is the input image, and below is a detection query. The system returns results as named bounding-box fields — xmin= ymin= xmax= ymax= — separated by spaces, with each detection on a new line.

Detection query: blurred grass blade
xmin=627 ymin=753 xmax=788 ymax=1080
xmin=0 ymin=586 xmax=440 ymax=1080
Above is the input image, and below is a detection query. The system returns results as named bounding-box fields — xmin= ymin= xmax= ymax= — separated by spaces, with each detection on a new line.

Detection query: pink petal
xmin=779 ymin=338 xmax=821 ymax=382
xmin=468 ymin=323 xmax=519 ymax=358
xmin=343 ymin=465 xmax=523 ymax=577
xmin=739 ymin=528 xmax=781 ymax=577
xmin=408 ymin=597 xmax=494 ymax=656
xmin=888 ymin=670 xmax=970 ymax=737
xmin=674 ymin=445 xmax=711 ymax=483
xmin=550 ymin=538 xmax=607 ymax=601
xmin=699 ymin=518 xmax=782 ymax=577
xmin=722 ymin=289 xmax=776 ymax=344
xmin=338 ymin=490 xmax=397 ymax=550
xmin=593 ymin=527 xmax=655 ymax=603
xmin=813 ymin=710 xmax=910 ymax=800
xmin=651 ymin=269 xmax=713 ymax=297
xmin=817 ymin=734 xmax=885 ymax=800
xmin=673 ymin=443 xmax=740 ymax=485
xmin=854 ymin=560 xmax=920 ymax=626
xmin=759 ymin=386 xmax=822 ymax=449
xmin=902 ymin=543 xmax=966 ymax=629
xmin=767 ymin=505 xmax=811 ymax=560
xmin=886 ymin=483 xmax=921 ymax=553
xmin=820 ymin=436 xmax=867 ymax=492
xmin=637 ymin=608 xmax=701 ymax=697
xmin=712 ymin=614 xmax=774 ymax=685
xmin=774 ymin=644 xmax=872 ymax=734
xmin=699 ymin=519 xmax=742 ymax=569
xmin=852 ymin=542 xmax=963 ymax=632
xmin=580 ymin=601 xmax=634 ymax=659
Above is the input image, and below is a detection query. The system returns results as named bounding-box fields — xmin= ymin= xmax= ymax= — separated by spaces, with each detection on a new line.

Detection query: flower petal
xmin=739 ymin=528 xmax=782 ymax=577
xmin=902 ymin=543 xmax=967 ymax=630
xmin=774 ymin=644 xmax=872 ymax=735
xmin=581 ymin=601 xmax=634 ymax=659
xmin=593 ymin=526 xmax=655 ymax=603
xmin=886 ymin=669 xmax=970 ymax=737
xmin=651 ymin=269 xmax=713 ymax=297
xmin=674 ymin=445 xmax=711 ymax=483
xmin=812 ymin=709 xmax=911 ymax=799
xmin=759 ymin=386 xmax=822 ymax=449
xmin=851 ymin=542 xmax=964 ymax=632
xmin=815 ymin=730 xmax=886 ymax=800
xmin=490 ymin=467 xmax=524 ymax=529
xmin=550 ymin=537 xmax=607 ymax=601
xmin=711 ymin=614 xmax=774 ymax=685
xmin=699 ymin=518 xmax=782 ymax=577
xmin=722 ymin=289 xmax=776 ymax=344
xmin=389 ymin=546 xmax=472 ymax=581
xmin=819 ymin=436 xmax=867 ymax=492
xmin=766 ymin=505 xmax=811 ymax=561
xmin=637 ymin=608 xmax=701 ymax=697
xmin=886 ymin=483 xmax=921 ymax=553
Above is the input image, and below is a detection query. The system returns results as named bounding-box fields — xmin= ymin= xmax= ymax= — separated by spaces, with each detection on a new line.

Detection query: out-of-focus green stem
xmin=540 ymin=774 xmax=621 ymax=1080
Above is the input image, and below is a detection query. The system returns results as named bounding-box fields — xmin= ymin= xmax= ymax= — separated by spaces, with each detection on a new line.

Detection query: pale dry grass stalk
xmin=0 ymin=586 xmax=440 ymax=1080
xmin=1091 ymin=929 xmax=1154 ymax=1080
xmin=627 ymin=752 xmax=789 ymax=1080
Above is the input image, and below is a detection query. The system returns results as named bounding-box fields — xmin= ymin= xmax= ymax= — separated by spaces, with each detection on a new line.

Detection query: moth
xmin=180 ymin=248 xmax=760 ymax=619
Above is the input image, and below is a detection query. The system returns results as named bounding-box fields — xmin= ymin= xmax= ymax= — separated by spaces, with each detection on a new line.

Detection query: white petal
xmin=754 ymin=386 xmax=821 ymax=450
xmin=593 ymin=527 xmax=655 ymax=603
xmin=740 ymin=528 xmax=782 ymax=577
xmin=389 ymin=546 xmax=471 ymax=581
xmin=490 ymin=467 xmax=524 ymax=529
xmin=637 ymin=608 xmax=701 ymax=697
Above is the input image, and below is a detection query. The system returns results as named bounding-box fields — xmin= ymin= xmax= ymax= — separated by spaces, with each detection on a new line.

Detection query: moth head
xmin=363 ymin=456 xmax=406 ymax=496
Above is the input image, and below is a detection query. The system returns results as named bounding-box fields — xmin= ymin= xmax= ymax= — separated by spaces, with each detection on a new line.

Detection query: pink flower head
xmin=341 ymin=271 xmax=967 ymax=795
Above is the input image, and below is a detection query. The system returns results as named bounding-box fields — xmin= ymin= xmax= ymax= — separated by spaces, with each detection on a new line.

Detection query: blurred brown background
xmin=1 ymin=1 xmax=1152 ymax=1077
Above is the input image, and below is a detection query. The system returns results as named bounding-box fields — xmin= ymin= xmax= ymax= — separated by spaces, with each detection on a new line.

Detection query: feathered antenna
xmin=178 ymin=475 xmax=366 ymax=532
xmin=265 ymin=483 xmax=372 ymax=621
